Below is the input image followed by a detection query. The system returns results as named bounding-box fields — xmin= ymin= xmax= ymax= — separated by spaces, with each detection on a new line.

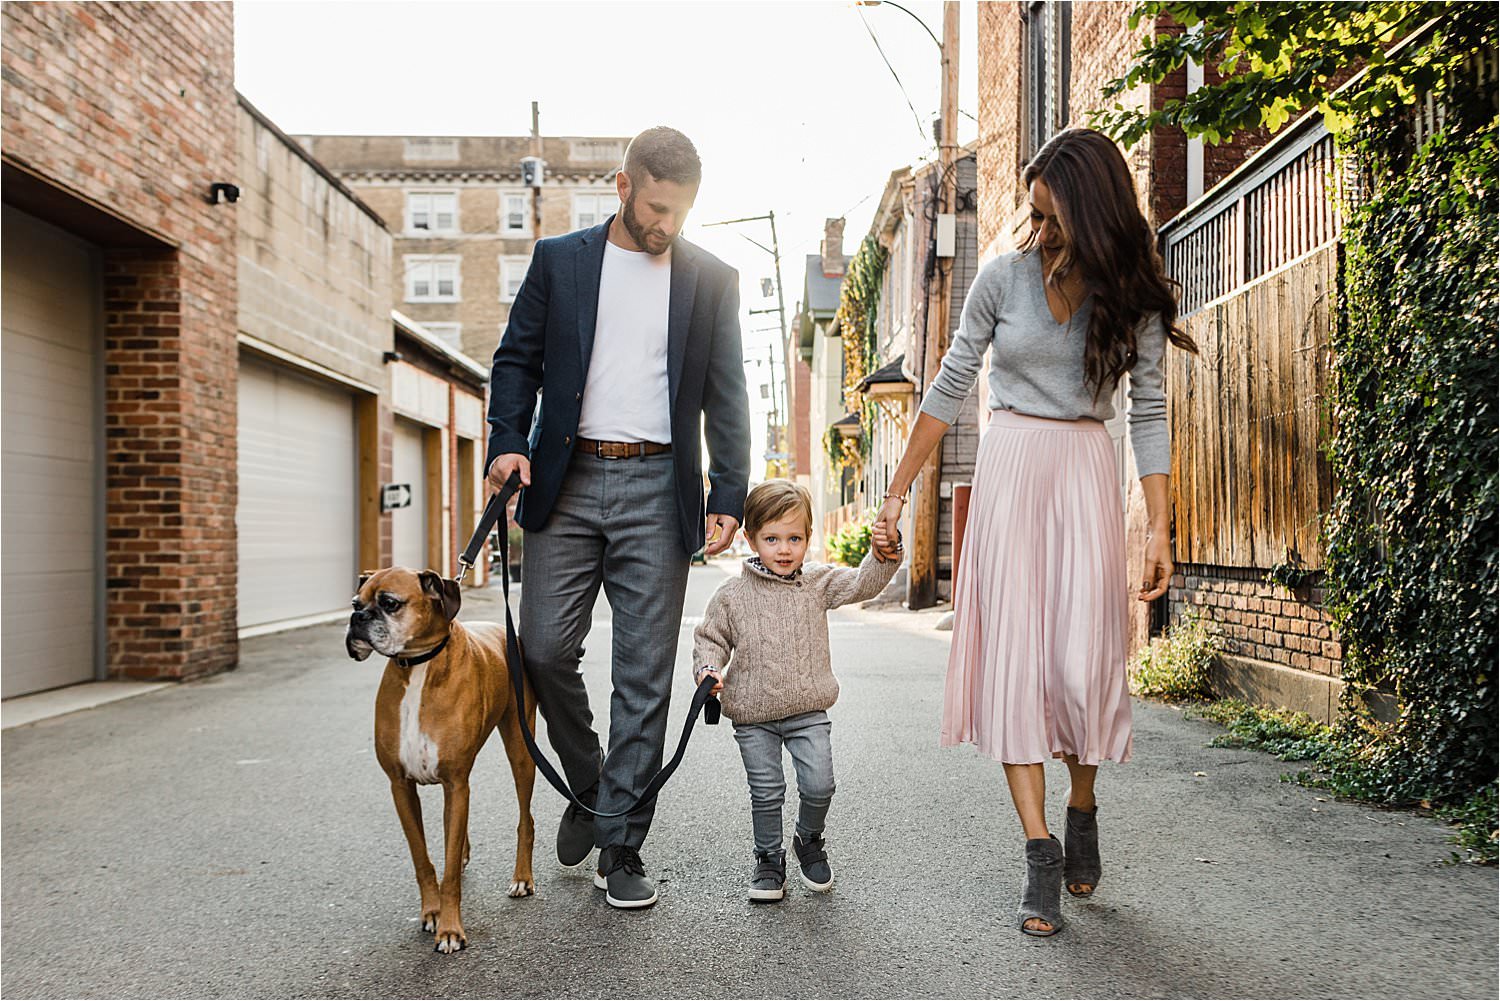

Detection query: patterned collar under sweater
xmin=691 ymin=549 xmax=900 ymax=725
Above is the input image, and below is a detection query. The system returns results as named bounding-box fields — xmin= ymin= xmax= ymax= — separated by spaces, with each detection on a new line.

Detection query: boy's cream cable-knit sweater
xmin=692 ymin=550 xmax=900 ymax=724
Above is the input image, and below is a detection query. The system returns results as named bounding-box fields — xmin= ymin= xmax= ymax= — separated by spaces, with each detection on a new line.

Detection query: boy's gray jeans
xmin=520 ymin=450 xmax=691 ymax=850
xmin=732 ymin=710 xmax=836 ymax=854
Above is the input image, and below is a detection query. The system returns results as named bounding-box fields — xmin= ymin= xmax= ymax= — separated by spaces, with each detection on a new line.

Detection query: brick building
xmin=857 ymin=152 xmax=981 ymax=604
xmin=237 ymin=99 xmax=498 ymax=635
xmin=974 ymin=1 xmax=1348 ymax=717
xmin=795 ymin=244 xmax=849 ymax=559
xmin=2 ymin=2 xmax=240 ymax=694
xmin=293 ymin=133 xmax=631 ymax=365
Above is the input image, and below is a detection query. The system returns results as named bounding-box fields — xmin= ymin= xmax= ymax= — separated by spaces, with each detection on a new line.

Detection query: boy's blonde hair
xmin=743 ymin=479 xmax=814 ymax=538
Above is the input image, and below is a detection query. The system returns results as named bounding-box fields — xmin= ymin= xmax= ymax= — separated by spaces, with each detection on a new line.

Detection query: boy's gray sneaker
xmin=749 ymin=849 xmax=786 ymax=902
xmin=593 ymin=845 xmax=658 ymax=909
xmin=793 ymin=832 xmax=833 ymax=892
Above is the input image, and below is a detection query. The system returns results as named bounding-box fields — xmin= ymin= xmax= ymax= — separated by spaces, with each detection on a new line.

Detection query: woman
xmin=872 ymin=128 xmax=1195 ymax=937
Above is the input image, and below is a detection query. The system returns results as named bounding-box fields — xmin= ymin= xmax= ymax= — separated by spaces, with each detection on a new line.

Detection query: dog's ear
xmin=419 ymin=570 xmax=462 ymax=622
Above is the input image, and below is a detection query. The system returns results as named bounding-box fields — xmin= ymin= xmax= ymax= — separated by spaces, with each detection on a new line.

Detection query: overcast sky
xmin=234 ymin=0 xmax=981 ymax=468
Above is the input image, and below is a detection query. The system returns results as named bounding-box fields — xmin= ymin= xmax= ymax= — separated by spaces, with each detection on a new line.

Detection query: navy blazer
xmin=484 ymin=218 xmax=751 ymax=554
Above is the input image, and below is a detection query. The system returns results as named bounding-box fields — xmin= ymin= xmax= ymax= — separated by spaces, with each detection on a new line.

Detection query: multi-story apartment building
xmin=293 ymin=134 xmax=632 ymax=364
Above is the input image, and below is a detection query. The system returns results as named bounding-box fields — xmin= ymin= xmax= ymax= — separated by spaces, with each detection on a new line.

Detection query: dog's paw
xmin=434 ymin=930 xmax=466 ymax=954
xmin=421 ymin=908 xmax=439 ymax=934
xmin=507 ymin=878 xmax=535 ymax=898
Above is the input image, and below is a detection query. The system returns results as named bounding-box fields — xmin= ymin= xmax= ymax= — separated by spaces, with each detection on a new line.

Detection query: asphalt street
xmin=2 ymin=562 xmax=1496 ymax=999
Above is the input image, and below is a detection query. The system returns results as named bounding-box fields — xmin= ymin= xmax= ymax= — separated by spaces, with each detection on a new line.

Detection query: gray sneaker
xmin=556 ymin=790 xmax=597 ymax=867
xmin=593 ymin=845 xmax=658 ymax=909
xmin=749 ymin=849 xmax=786 ymax=902
xmin=793 ymin=832 xmax=833 ymax=892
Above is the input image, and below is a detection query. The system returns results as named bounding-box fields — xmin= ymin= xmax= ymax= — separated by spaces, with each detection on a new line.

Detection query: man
xmin=484 ymin=126 xmax=750 ymax=909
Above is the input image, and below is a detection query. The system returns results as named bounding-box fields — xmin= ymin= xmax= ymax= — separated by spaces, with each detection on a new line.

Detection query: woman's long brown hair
xmin=1021 ymin=128 xmax=1197 ymax=399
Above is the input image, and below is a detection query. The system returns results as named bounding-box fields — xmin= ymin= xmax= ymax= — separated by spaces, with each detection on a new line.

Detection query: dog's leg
xmin=497 ymin=701 xmax=538 ymax=897
xmin=434 ymin=777 xmax=470 ymax=954
xmin=390 ymin=778 xmax=441 ymax=933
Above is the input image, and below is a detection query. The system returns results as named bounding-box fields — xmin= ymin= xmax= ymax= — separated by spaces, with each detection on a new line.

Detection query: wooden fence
xmin=1159 ymin=116 xmax=1344 ymax=569
xmin=1167 ymin=246 xmax=1337 ymax=568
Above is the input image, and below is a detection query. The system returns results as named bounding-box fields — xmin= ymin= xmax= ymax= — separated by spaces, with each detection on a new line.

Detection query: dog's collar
xmin=396 ymin=635 xmax=449 ymax=669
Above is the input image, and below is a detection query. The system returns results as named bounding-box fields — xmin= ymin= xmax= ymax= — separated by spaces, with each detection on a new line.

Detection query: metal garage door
xmin=391 ymin=419 xmax=429 ymax=571
xmin=237 ymin=356 xmax=357 ymax=631
xmin=1 ymin=207 xmax=101 ymax=698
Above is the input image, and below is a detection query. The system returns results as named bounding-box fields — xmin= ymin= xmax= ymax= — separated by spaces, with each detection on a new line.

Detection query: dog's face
xmin=345 ymin=568 xmax=462 ymax=661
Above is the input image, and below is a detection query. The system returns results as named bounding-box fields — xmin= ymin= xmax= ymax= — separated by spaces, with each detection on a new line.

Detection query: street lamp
xmin=855 ymin=0 xmax=942 ymax=51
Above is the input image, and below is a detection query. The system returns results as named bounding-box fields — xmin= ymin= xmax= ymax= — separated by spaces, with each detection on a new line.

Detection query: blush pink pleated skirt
xmin=940 ymin=410 xmax=1133 ymax=765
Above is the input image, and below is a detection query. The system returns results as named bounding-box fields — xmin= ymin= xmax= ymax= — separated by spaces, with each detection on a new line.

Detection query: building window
xmin=500 ymin=255 xmax=531 ymax=303
xmin=405 ymin=255 xmax=461 ymax=302
xmin=572 ymin=191 xmax=619 ymax=231
xmin=1024 ymin=0 xmax=1071 ymax=160
xmin=500 ymin=191 xmax=531 ymax=236
xmin=422 ymin=322 xmax=463 ymax=349
xmin=407 ymin=191 xmax=459 ymax=235
xmin=404 ymin=138 xmax=459 ymax=162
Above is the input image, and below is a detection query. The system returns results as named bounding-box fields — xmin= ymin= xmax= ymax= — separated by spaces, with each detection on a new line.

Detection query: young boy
xmin=693 ymin=479 xmax=901 ymax=901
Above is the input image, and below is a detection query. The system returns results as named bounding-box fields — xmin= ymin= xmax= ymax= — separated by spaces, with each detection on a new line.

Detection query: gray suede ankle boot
xmin=1018 ymin=835 xmax=1065 ymax=937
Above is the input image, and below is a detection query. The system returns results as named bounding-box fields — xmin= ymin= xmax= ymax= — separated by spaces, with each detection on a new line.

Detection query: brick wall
xmin=3 ymin=2 xmax=239 ymax=680
xmin=1169 ymin=565 xmax=1340 ymax=677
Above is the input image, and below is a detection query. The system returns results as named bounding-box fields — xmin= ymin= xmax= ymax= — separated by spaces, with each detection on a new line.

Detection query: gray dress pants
xmin=519 ymin=449 xmax=691 ymax=850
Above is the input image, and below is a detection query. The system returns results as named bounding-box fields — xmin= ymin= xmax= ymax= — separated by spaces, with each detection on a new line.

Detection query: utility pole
xmin=704 ymin=211 xmax=791 ymax=474
xmin=909 ymin=1 xmax=960 ymax=609
xmin=529 ymin=101 xmax=543 ymax=237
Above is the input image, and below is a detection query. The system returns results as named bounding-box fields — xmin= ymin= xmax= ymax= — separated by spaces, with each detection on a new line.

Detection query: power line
xmin=857 ymin=8 xmax=931 ymax=145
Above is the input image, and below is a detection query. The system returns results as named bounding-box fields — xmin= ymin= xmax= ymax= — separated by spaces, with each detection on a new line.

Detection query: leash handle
xmin=482 ymin=471 xmax=720 ymax=819
xmin=455 ymin=475 xmax=514 ymax=583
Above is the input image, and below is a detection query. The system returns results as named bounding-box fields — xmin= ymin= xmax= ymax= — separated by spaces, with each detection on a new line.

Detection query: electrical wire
xmin=857 ymin=8 xmax=932 ymax=145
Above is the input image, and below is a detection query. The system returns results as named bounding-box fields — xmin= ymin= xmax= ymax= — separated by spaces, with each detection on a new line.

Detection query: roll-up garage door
xmin=1 ymin=207 xmax=101 ymax=698
xmin=391 ymin=418 xmax=430 ymax=572
xmin=237 ymin=356 xmax=357 ymax=630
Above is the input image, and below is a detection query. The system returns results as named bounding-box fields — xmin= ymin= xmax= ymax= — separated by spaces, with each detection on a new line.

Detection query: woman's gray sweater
xmin=918 ymin=249 xmax=1171 ymax=477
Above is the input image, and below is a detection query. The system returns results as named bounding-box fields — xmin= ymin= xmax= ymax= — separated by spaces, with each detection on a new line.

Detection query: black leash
xmin=456 ymin=472 xmax=721 ymax=819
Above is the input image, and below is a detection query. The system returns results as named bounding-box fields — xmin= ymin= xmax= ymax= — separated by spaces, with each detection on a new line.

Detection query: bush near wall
xmin=1324 ymin=78 xmax=1498 ymax=811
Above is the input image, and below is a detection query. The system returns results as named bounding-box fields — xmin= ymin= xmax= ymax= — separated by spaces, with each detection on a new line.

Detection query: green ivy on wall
xmin=1323 ymin=75 xmax=1498 ymax=812
xmin=827 ymin=234 xmax=888 ymax=474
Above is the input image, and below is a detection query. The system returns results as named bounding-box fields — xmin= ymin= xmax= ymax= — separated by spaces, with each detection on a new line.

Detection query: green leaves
xmin=1089 ymin=2 xmax=1497 ymax=147
xmin=1324 ymin=89 xmax=1498 ymax=815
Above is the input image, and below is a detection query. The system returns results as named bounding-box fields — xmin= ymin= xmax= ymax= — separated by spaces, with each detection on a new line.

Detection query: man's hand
xmin=487 ymin=453 xmax=531 ymax=492
xmin=694 ymin=666 xmax=724 ymax=694
xmin=704 ymin=514 xmax=739 ymax=557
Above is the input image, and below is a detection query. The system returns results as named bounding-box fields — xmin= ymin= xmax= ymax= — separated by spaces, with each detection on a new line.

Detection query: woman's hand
xmin=872 ymin=496 xmax=904 ymax=561
xmin=1139 ymin=531 xmax=1174 ymax=602
xmin=694 ymin=666 xmax=724 ymax=694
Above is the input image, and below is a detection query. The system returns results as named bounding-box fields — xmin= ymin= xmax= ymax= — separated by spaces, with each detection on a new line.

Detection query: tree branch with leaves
xmin=1090 ymin=1 xmax=1497 ymax=146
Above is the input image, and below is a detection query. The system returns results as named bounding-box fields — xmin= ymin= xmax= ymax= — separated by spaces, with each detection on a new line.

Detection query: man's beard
xmin=621 ymin=191 xmax=673 ymax=256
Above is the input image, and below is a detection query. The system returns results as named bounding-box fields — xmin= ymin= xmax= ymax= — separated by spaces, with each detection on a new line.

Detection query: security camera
xmin=210 ymin=182 xmax=240 ymax=204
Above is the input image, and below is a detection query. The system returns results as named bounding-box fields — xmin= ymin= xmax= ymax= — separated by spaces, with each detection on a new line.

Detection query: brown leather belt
xmin=575 ymin=437 xmax=672 ymax=459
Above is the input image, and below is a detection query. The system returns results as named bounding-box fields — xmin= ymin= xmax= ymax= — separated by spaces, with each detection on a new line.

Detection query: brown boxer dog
xmin=345 ymin=567 xmax=536 ymax=954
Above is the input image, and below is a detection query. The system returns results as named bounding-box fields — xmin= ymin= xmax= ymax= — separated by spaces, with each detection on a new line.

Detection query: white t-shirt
xmin=577 ymin=240 xmax=673 ymax=443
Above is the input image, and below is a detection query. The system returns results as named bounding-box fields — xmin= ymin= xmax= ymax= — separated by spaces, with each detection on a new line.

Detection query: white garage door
xmin=1 ymin=207 xmax=101 ymax=698
xmin=391 ymin=419 xmax=429 ymax=571
xmin=237 ymin=357 xmax=357 ymax=631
